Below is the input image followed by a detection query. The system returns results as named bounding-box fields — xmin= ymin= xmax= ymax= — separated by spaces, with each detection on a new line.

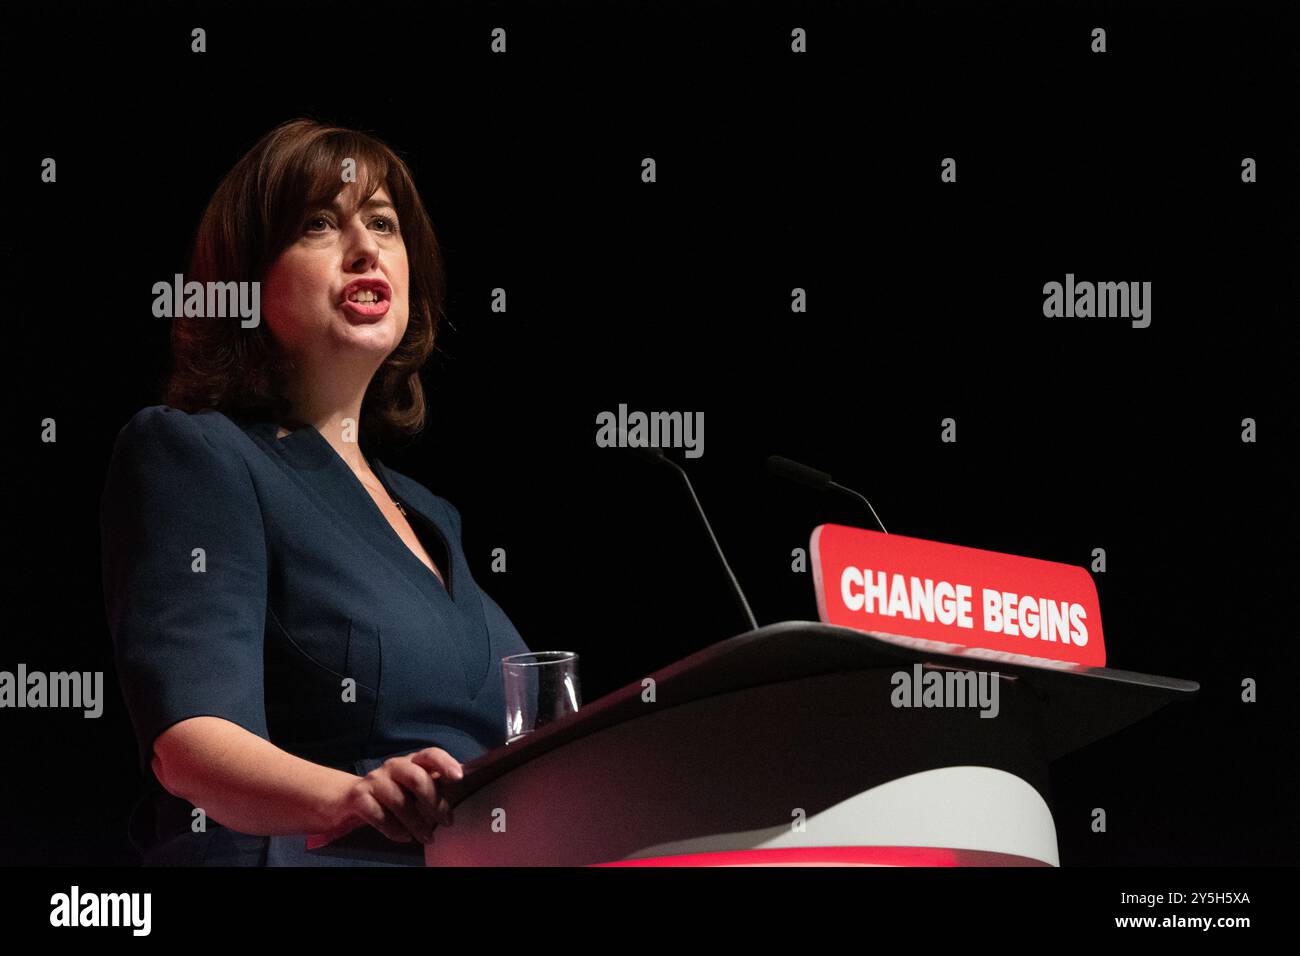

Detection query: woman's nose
xmin=344 ymin=223 xmax=381 ymax=271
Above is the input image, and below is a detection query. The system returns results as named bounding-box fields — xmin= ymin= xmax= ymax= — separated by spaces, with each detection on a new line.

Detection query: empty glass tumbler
xmin=502 ymin=651 xmax=581 ymax=744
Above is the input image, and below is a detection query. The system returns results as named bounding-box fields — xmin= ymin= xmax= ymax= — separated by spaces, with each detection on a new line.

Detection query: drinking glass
xmin=502 ymin=651 xmax=581 ymax=744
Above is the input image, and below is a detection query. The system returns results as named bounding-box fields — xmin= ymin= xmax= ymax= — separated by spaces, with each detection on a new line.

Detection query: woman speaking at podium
xmin=100 ymin=119 xmax=530 ymax=866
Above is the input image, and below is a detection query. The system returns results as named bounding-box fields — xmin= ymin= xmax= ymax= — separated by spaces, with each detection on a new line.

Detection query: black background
xmin=2 ymin=0 xmax=1296 ymax=868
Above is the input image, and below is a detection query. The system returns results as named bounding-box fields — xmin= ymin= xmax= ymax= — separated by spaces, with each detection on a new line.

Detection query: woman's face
xmin=262 ymin=180 xmax=409 ymax=373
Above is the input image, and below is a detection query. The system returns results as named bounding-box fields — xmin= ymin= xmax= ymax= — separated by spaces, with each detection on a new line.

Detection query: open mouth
xmin=340 ymin=279 xmax=392 ymax=320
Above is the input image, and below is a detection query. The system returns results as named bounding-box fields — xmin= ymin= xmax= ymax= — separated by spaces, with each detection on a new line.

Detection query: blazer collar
xmin=245 ymin=417 xmax=403 ymax=521
xmin=248 ymin=419 xmax=355 ymax=472
xmin=246 ymin=416 xmax=454 ymax=594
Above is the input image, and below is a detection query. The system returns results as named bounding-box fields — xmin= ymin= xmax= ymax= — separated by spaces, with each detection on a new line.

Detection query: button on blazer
xmin=100 ymin=405 xmax=531 ymax=864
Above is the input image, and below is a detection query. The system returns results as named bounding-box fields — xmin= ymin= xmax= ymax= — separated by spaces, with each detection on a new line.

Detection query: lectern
xmin=408 ymin=620 xmax=1198 ymax=867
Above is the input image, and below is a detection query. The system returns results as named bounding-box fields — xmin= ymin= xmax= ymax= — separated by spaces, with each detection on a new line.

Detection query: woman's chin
xmin=334 ymin=316 xmax=404 ymax=353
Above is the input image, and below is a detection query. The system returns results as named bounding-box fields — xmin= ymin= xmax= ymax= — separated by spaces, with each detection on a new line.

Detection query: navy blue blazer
xmin=99 ymin=405 xmax=530 ymax=865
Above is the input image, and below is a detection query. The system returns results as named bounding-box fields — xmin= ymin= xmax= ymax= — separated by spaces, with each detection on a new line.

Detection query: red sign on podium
xmin=810 ymin=524 xmax=1105 ymax=668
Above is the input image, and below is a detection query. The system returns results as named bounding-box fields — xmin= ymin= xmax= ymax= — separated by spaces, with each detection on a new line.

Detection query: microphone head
xmin=628 ymin=445 xmax=670 ymax=466
xmin=619 ymin=430 xmax=673 ymax=469
xmin=766 ymin=454 xmax=833 ymax=490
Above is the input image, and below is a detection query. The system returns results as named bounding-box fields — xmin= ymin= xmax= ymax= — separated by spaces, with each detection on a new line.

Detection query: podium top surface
xmin=443 ymin=620 xmax=1199 ymax=804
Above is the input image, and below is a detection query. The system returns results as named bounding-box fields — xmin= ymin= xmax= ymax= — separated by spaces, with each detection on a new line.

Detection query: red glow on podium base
xmin=592 ymin=846 xmax=1053 ymax=867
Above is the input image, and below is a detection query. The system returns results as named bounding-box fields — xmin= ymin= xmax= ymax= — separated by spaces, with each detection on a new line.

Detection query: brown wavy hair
xmin=164 ymin=118 xmax=444 ymax=446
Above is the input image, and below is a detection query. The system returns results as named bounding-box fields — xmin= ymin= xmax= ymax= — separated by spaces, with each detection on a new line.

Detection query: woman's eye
xmin=372 ymin=215 xmax=399 ymax=234
xmin=305 ymin=216 xmax=331 ymax=232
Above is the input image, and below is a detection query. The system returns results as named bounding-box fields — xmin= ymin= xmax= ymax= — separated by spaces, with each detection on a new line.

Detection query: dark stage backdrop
xmin=2 ymin=0 xmax=1296 ymax=867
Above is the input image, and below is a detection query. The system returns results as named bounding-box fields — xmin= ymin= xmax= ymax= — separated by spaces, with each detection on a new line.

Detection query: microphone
xmin=765 ymin=454 xmax=889 ymax=534
xmin=622 ymin=436 xmax=759 ymax=632
xmin=623 ymin=443 xmax=673 ymax=469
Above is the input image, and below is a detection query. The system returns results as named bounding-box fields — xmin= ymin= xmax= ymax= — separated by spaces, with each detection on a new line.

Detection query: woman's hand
xmin=324 ymin=747 xmax=464 ymax=845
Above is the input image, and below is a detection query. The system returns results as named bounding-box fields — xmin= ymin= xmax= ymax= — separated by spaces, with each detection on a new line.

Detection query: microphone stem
xmin=666 ymin=460 xmax=760 ymax=632
xmin=831 ymin=481 xmax=888 ymax=534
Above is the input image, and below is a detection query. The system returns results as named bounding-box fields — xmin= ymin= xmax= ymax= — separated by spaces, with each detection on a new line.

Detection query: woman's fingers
xmin=410 ymin=747 xmax=464 ymax=781
xmin=355 ymin=791 xmax=413 ymax=844
xmin=387 ymin=758 xmax=451 ymax=828
xmin=367 ymin=763 xmax=431 ymax=843
xmin=378 ymin=808 xmax=416 ymax=843
xmin=347 ymin=751 xmax=463 ymax=845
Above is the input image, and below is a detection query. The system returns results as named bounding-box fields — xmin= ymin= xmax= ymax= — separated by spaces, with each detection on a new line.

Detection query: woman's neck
xmin=280 ymin=372 xmax=374 ymax=474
